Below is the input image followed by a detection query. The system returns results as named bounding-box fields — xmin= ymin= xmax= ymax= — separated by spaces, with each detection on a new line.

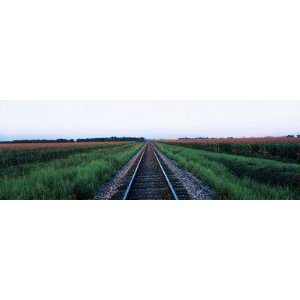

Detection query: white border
xmin=0 ymin=200 xmax=300 ymax=300
xmin=1 ymin=0 xmax=299 ymax=100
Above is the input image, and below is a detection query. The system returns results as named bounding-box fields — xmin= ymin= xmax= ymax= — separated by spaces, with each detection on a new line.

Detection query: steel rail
xmin=123 ymin=144 xmax=179 ymax=200
xmin=153 ymin=149 xmax=179 ymax=200
xmin=122 ymin=146 xmax=146 ymax=200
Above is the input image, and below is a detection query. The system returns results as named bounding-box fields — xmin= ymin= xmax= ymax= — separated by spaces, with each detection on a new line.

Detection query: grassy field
xmin=157 ymin=143 xmax=300 ymax=199
xmin=0 ymin=142 xmax=142 ymax=199
xmin=2 ymin=138 xmax=298 ymax=200
xmin=164 ymin=137 xmax=300 ymax=162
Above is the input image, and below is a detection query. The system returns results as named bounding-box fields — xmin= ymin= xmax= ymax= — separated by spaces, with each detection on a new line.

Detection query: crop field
xmin=163 ymin=137 xmax=300 ymax=162
xmin=0 ymin=142 xmax=142 ymax=199
xmin=158 ymin=139 xmax=300 ymax=199
xmin=0 ymin=141 xmax=128 ymax=150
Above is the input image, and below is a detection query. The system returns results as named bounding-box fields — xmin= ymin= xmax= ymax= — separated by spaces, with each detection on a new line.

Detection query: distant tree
xmin=12 ymin=138 xmax=75 ymax=143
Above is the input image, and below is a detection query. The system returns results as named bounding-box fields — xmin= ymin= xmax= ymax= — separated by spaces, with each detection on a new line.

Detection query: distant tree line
xmin=178 ymin=135 xmax=300 ymax=140
xmin=0 ymin=137 xmax=145 ymax=144
xmin=76 ymin=137 xmax=145 ymax=142
xmin=2 ymin=139 xmax=75 ymax=143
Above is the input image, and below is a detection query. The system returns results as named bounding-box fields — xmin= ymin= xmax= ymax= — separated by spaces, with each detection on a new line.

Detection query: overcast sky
xmin=0 ymin=100 xmax=299 ymax=140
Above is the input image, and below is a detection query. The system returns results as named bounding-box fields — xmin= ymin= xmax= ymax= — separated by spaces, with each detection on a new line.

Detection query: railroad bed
xmin=111 ymin=143 xmax=190 ymax=200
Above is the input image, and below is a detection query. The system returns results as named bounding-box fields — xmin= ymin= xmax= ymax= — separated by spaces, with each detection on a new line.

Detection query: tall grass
xmin=157 ymin=143 xmax=300 ymax=199
xmin=0 ymin=143 xmax=126 ymax=169
xmin=0 ymin=143 xmax=142 ymax=199
xmin=164 ymin=141 xmax=300 ymax=162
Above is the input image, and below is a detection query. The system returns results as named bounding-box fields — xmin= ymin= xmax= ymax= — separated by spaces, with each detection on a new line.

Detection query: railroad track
xmin=113 ymin=143 xmax=190 ymax=200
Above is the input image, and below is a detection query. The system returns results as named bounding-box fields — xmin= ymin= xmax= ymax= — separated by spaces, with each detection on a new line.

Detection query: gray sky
xmin=0 ymin=100 xmax=299 ymax=140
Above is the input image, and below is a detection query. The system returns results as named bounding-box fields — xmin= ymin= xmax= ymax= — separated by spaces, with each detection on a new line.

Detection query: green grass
xmin=0 ymin=143 xmax=142 ymax=199
xmin=157 ymin=143 xmax=300 ymax=199
xmin=0 ymin=143 xmax=127 ymax=173
xmin=165 ymin=141 xmax=300 ymax=163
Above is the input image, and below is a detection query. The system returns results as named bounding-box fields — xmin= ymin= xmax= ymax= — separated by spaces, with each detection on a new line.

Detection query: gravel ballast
xmin=155 ymin=147 xmax=213 ymax=200
xmin=95 ymin=144 xmax=213 ymax=200
xmin=94 ymin=146 xmax=145 ymax=199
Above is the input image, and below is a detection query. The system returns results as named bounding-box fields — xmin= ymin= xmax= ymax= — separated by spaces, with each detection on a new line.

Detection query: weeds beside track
xmin=157 ymin=143 xmax=300 ymax=199
xmin=0 ymin=143 xmax=142 ymax=199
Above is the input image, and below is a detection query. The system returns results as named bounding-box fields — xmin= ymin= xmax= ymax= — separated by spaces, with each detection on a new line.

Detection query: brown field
xmin=0 ymin=141 xmax=129 ymax=150
xmin=162 ymin=137 xmax=300 ymax=144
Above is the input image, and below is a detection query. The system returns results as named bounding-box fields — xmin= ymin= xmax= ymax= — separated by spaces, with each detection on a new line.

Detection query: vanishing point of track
xmin=121 ymin=143 xmax=189 ymax=200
